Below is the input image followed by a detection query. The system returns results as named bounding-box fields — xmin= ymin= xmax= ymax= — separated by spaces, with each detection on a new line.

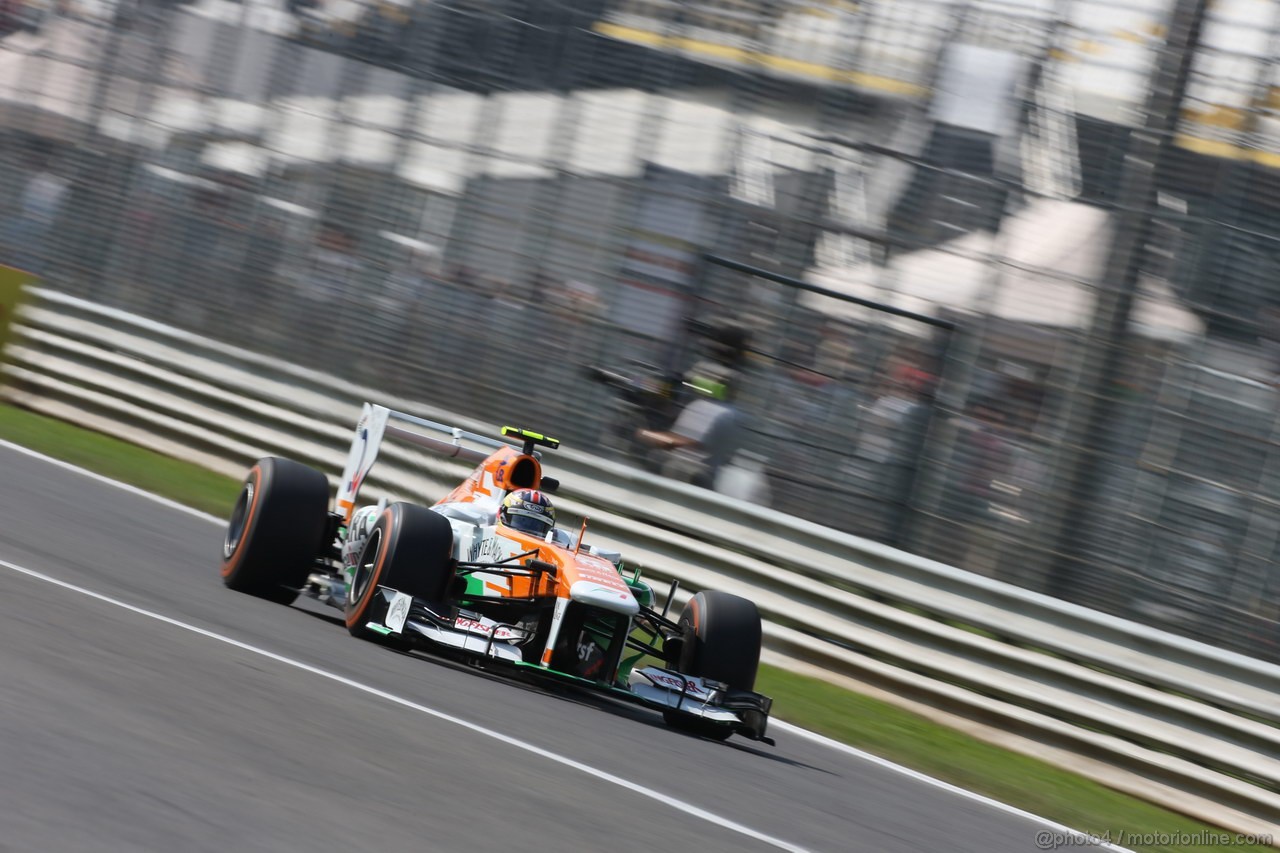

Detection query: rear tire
xmin=345 ymin=502 xmax=454 ymax=640
xmin=221 ymin=457 xmax=330 ymax=605
xmin=663 ymin=590 xmax=762 ymax=740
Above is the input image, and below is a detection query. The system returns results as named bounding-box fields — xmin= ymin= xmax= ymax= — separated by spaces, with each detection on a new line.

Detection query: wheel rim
xmin=350 ymin=527 xmax=383 ymax=605
xmin=223 ymin=483 xmax=254 ymax=560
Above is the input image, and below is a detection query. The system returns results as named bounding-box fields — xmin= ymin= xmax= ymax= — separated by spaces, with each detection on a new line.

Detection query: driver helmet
xmin=500 ymin=489 xmax=555 ymax=536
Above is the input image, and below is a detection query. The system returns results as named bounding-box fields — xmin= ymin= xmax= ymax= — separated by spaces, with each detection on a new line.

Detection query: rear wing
xmin=335 ymin=404 xmax=508 ymax=523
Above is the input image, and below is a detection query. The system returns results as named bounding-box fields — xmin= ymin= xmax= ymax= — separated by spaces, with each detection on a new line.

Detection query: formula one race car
xmin=219 ymin=404 xmax=773 ymax=744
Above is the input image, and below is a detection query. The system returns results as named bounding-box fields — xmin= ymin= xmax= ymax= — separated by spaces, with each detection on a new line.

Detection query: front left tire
xmin=221 ymin=457 xmax=330 ymax=604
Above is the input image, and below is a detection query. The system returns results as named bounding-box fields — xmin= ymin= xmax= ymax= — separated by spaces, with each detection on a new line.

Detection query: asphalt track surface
xmin=0 ymin=442 xmax=1097 ymax=853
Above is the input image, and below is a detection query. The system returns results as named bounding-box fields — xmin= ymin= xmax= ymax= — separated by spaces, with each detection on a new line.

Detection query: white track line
xmin=0 ymin=556 xmax=809 ymax=853
xmin=1 ymin=439 xmax=1130 ymax=849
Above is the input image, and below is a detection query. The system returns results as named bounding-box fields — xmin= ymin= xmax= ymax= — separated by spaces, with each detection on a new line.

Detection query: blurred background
xmin=1 ymin=0 xmax=1278 ymax=661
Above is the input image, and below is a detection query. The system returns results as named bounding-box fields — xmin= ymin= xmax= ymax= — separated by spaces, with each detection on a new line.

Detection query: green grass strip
xmin=0 ymin=404 xmax=241 ymax=517
xmin=756 ymin=666 xmax=1272 ymax=851
xmin=0 ymin=401 xmax=1270 ymax=852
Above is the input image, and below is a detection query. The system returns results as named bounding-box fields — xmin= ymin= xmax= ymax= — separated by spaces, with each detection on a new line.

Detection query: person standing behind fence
xmin=306 ymin=225 xmax=364 ymax=307
xmin=545 ymin=275 xmax=603 ymax=363
xmin=878 ymin=369 xmax=935 ymax=539
xmin=1256 ymin=301 xmax=1280 ymax=386
xmin=241 ymin=215 xmax=286 ymax=317
xmin=370 ymin=246 xmax=441 ymax=385
xmin=951 ymin=399 xmax=1013 ymax=575
xmin=3 ymin=157 xmax=70 ymax=275
xmin=283 ymin=224 xmax=366 ymax=368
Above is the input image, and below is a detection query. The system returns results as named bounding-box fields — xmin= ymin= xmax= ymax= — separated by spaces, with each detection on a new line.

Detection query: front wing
xmin=357 ymin=588 xmax=775 ymax=744
xmin=626 ymin=665 xmax=774 ymax=743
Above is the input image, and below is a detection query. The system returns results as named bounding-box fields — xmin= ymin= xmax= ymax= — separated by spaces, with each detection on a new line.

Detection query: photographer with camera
xmin=636 ymin=361 xmax=746 ymax=489
xmin=587 ymin=314 xmax=763 ymax=498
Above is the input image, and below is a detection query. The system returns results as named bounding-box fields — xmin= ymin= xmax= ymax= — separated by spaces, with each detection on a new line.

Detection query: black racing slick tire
xmin=221 ymin=457 xmax=330 ymax=605
xmin=345 ymin=502 xmax=454 ymax=640
xmin=663 ymin=590 xmax=762 ymax=740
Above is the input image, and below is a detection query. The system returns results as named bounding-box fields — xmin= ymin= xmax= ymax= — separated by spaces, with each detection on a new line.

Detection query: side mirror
xmin=525 ymin=559 xmax=558 ymax=578
xmin=539 ymin=476 xmax=560 ymax=493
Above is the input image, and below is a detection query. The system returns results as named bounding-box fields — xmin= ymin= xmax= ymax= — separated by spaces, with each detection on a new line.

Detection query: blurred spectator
xmin=374 ymin=246 xmax=442 ymax=373
xmin=764 ymin=344 xmax=840 ymax=515
xmin=877 ymin=370 xmax=934 ymax=537
xmin=859 ymin=339 xmax=935 ymax=463
xmin=446 ymin=266 xmax=485 ymax=316
xmin=423 ymin=265 xmax=487 ymax=364
xmin=173 ymin=178 xmax=255 ymax=323
xmin=886 ymin=341 xmax=937 ymax=392
xmin=482 ymin=276 xmax=529 ymax=404
xmin=1257 ymin=301 xmax=1280 ymax=385
xmin=861 ymin=375 xmax=919 ymax=464
xmin=2 ymin=155 xmax=70 ymax=275
xmin=951 ymin=399 xmax=1013 ymax=575
xmin=545 ymin=275 xmax=605 ymax=385
xmin=117 ymin=190 xmax=162 ymax=286
xmin=296 ymin=223 xmax=365 ymax=311
xmin=813 ymin=318 xmax=863 ymax=384
xmin=280 ymin=224 xmax=366 ymax=368
xmin=485 ymin=276 xmax=526 ymax=348
xmin=179 ymin=185 xmax=229 ymax=268
xmin=550 ymin=277 xmax=604 ymax=323
xmin=379 ymin=246 xmax=440 ymax=316
xmin=0 ymin=0 xmax=21 ymax=34
xmin=690 ymin=314 xmax=752 ymax=372
xmin=487 ymin=275 xmax=523 ymax=311
xmin=241 ymin=214 xmax=287 ymax=316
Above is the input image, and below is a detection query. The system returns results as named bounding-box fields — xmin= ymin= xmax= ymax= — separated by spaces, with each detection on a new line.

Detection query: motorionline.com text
xmin=1035 ymin=829 xmax=1274 ymax=848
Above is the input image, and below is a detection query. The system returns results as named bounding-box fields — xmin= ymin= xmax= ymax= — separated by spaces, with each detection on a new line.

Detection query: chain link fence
xmin=2 ymin=0 xmax=1279 ymax=661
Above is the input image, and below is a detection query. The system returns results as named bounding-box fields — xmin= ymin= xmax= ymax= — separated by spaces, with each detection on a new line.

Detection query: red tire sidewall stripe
xmin=220 ymin=465 xmax=263 ymax=578
xmin=345 ymin=507 xmax=395 ymax=629
xmin=682 ymin=595 xmax=702 ymax=670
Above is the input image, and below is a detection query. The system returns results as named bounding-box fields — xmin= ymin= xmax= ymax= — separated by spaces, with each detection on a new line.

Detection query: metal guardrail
xmin=4 ymin=287 xmax=1279 ymax=837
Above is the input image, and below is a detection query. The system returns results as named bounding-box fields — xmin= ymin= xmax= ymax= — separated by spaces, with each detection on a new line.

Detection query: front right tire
xmin=345 ymin=502 xmax=454 ymax=640
xmin=663 ymin=589 xmax=762 ymax=740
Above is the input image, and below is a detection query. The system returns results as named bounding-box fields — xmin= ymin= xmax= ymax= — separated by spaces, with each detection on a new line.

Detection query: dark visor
xmin=506 ymin=511 xmax=551 ymax=535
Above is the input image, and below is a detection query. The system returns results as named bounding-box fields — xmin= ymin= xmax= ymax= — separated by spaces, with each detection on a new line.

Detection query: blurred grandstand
xmin=2 ymin=0 xmax=1279 ymax=661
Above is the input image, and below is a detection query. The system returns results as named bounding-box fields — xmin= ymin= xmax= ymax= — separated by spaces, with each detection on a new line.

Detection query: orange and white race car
xmin=219 ymin=404 xmax=773 ymax=744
